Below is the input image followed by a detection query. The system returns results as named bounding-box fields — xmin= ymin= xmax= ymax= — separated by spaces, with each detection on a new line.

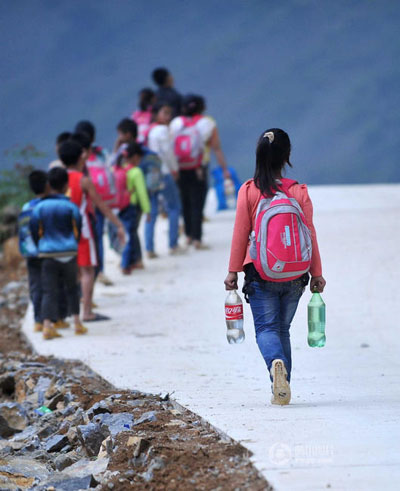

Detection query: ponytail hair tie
xmin=263 ymin=131 xmax=274 ymax=143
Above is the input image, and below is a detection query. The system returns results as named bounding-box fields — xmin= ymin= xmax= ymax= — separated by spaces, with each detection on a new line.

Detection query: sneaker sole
xmin=271 ymin=360 xmax=291 ymax=405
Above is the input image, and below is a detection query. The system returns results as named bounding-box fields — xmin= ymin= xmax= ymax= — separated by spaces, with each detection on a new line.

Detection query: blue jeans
xmin=247 ymin=278 xmax=305 ymax=382
xmin=118 ymin=204 xmax=142 ymax=269
xmin=145 ymin=174 xmax=181 ymax=251
xmin=95 ymin=208 xmax=105 ymax=273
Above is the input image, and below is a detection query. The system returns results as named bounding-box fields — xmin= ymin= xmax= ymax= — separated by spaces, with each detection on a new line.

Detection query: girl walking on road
xmin=224 ymin=129 xmax=326 ymax=405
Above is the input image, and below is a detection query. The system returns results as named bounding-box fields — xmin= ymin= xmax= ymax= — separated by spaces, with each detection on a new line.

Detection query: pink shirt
xmin=228 ymin=179 xmax=322 ymax=277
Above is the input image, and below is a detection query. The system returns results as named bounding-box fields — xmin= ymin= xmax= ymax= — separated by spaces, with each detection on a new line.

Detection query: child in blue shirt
xmin=30 ymin=167 xmax=87 ymax=340
xmin=18 ymin=170 xmax=48 ymax=332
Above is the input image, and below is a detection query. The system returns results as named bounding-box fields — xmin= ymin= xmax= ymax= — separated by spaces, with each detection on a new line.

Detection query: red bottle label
xmin=225 ymin=304 xmax=243 ymax=320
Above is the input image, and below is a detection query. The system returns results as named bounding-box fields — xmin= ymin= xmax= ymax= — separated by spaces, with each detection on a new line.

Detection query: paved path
xmin=23 ymin=185 xmax=400 ymax=490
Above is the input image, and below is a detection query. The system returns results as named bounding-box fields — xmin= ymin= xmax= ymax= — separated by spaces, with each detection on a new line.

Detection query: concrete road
xmin=23 ymin=185 xmax=400 ymax=490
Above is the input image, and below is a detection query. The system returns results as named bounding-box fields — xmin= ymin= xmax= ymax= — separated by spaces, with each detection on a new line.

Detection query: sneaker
xmin=121 ymin=267 xmax=132 ymax=275
xmin=270 ymin=359 xmax=291 ymax=405
xmin=131 ymin=261 xmax=145 ymax=270
xmin=97 ymin=272 xmax=114 ymax=286
xmin=34 ymin=322 xmax=43 ymax=332
xmin=53 ymin=319 xmax=70 ymax=329
xmin=75 ymin=323 xmax=88 ymax=335
xmin=43 ymin=327 xmax=62 ymax=340
xmin=147 ymin=251 xmax=158 ymax=259
xmin=169 ymin=245 xmax=187 ymax=256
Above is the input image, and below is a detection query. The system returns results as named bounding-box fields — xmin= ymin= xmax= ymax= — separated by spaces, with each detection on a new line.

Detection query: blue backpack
xmin=139 ymin=147 xmax=164 ymax=193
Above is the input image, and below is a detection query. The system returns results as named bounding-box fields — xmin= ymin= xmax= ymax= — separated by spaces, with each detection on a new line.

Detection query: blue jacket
xmin=18 ymin=198 xmax=41 ymax=257
xmin=30 ymin=194 xmax=82 ymax=257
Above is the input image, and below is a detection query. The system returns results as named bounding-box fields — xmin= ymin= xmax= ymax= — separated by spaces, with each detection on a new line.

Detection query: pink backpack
xmin=87 ymin=149 xmax=116 ymax=205
xmin=132 ymin=110 xmax=153 ymax=144
xmin=249 ymin=179 xmax=312 ymax=282
xmin=113 ymin=165 xmax=133 ymax=210
xmin=173 ymin=116 xmax=203 ymax=170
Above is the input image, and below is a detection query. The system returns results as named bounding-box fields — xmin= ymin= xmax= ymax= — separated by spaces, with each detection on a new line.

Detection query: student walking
xmin=75 ymin=120 xmax=115 ymax=286
xmin=146 ymin=102 xmax=183 ymax=256
xmin=30 ymin=168 xmax=86 ymax=340
xmin=132 ymin=88 xmax=156 ymax=144
xmin=224 ymin=129 xmax=326 ymax=405
xmin=118 ymin=142 xmax=151 ymax=273
xmin=170 ymin=95 xmax=224 ymax=249
xmin=18 ymin=170 xmax=48 ymax=332
xmin=59 ymin=140 xmax=125 ymax=322
xmin=152 ymin=67 xmax=182 ymax=119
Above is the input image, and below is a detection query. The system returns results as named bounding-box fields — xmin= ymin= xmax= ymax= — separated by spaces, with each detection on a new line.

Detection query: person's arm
xmin=71 ymin=203 xmax=82 ymax=242
xmin=292 ymin=184 xmax=326 ymax=293
xmin=224 ymin=183 xmax=252 ymax=290
xmin=209 ymin=127 xmax=230 ymax=178
xmin=81 ymin=176 xmax=125 ymax=244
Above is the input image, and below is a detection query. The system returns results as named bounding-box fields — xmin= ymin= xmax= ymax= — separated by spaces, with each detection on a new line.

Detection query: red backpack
xmin=132 ymin=110 xmax=153 ymax=144
xmin=173 ymin=116 xmax=204 ymax=170
xmin=87 ymin=148 xmax=116 ymax=205
xmin=113 ymin=165 xmax=134 ymax=210
xmin=249 ymin=178 xmax=312 ymax=282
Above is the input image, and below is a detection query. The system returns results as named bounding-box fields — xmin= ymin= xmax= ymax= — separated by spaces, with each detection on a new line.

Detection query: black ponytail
xmin=253 ymin=128 xmax=292 ymax=196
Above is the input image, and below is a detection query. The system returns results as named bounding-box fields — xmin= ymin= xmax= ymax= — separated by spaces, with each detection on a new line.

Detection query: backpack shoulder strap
xmin=279 ymin=178 xmax=298 ymax=197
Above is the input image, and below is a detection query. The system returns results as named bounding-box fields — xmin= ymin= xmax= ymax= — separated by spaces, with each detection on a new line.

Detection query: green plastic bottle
xmin=307 ymin=290 xmax=326 ymax=347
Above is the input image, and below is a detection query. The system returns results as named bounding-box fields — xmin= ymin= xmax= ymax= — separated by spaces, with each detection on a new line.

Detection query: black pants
xmin=41 ymin=257 xmax=80 ymax=322
xmin=178 ymin=168 xmax=207 ymax=241
xmin=27 ymin=257 xmax=43 ymax=323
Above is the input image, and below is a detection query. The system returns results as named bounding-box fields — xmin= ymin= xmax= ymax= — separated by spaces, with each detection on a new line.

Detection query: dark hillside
xmin=1 ymin=0 xmax=399 ymax=184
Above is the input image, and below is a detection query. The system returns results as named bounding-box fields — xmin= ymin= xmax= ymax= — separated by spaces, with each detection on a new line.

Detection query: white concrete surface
xmin=23 ymin=185 xmax=400 ymax=490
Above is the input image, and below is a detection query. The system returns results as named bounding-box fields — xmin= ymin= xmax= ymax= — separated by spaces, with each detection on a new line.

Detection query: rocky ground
xmin=0 ymin=260 xmax=271 ymax=490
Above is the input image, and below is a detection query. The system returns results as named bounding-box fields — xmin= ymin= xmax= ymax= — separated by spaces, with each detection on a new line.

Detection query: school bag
xmin=249 ymin=178 xmax=312 ymax=282
xmin=113 ymin=164 xmax=134 ymax=210
xmin=172 ymin=116 xmax=204 ymax=170
xmin=139 ymin=147 xmax=164 ymax=193
xmin=132 ymin=110 xmax=152 ymax=144
xmin=87 ymin=148 xmax=116 ymax=205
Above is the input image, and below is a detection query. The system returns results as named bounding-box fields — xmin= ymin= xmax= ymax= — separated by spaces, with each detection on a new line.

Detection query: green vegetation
xmin=0 ymin=144 xmax=46 ymax=209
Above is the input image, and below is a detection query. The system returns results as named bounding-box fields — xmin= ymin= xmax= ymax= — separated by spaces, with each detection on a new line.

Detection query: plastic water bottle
xmin=225 ymin=290 xmax=245 ymax=344
xmin=307 ymin=290 xmax=326 ymax=347
xmin=224 ymin=178 xmax=236 ymax=209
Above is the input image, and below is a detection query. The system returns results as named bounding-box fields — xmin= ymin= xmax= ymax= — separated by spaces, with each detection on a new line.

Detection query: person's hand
xmin=224 ymin=272 xmax=238 ymax=291
xmin=117 ymin=224 xmax=126 ymax=246
xmin=171 ymin=170 xmax=179 ymax=181
xmin=310 ymin=276 xmax=326 ymax=293
xmin=146 ymin=213 xmax=152 ymax=223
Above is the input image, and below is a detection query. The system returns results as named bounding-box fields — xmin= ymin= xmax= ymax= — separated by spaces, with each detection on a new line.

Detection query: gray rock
xmin=0 ymin=456 xmax=50 ymax=481
xmin=45 ymin=434 xmax=69 ymax=453
xmin=93 ymin=412 xmax=134 ymax=436
xmin=64 ymin=457 xmax=109 ymax=480
xmin=10 ymin=424 xmax=38 ymax=442
xmin=133 ymin=411 xmax=157 ymax=426
xmin=142 ymin=457 xmax=165 ymax=482
xmin=36 ymin=475 xmax=97 ymax=490
xmin=46 ymin=392 xmax=65 ymax=411
xmin=86 ymin=400 xmax=112 ymax=420
xmin=54 ymin=451 xmax=80 ymax=471
xmin=0 ymin=402 xmax=28 ymax=436
xmin=2 ymin=281 xmax=23 ymax=294
xmin=77 ymin=422 xmax=109 ymax=457
xmin=37 ymin=423 xmax=58 ymax=440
